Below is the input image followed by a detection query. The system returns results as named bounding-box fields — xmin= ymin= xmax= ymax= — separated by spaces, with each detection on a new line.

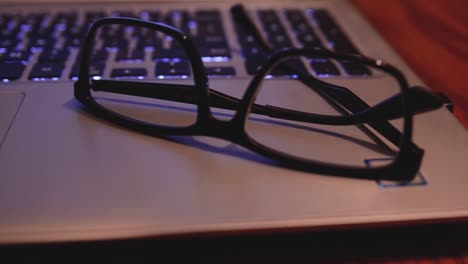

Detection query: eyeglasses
xmin=74 ymin=4 xmax=450 ymax=181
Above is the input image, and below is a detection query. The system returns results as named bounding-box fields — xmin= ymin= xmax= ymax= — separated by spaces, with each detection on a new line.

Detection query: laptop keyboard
xmin=0 ymin=6 xmax=368 ymax=82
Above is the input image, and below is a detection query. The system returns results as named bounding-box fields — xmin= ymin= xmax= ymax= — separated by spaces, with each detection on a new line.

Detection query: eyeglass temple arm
xmin=361 ymin=86 xmax=450 ymax=119
xmin=266 ymin=86 xmax=448 ymax=123
xmin=91 ymin=80 xmax=243 ymax=111
xmin=91 ymin=80 xmax=446 ymax=125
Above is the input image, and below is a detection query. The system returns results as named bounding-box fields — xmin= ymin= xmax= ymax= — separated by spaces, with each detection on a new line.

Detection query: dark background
xmin=2 ymin=222 xmax=468 ymax=263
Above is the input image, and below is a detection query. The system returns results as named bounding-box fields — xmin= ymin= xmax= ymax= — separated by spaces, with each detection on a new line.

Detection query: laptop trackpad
xmin=0 ymin=92 xmax=25 ymax=146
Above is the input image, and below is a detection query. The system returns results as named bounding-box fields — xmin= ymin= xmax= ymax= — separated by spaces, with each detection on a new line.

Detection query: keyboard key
xmin=297 ymin=32 xmax=323 ymax=49
xmin=29 ymin=36 xmax=56 ymax=49
xmin=0 ymin=38 xmax=18 ymax=50
xmin=193 ymin=34 xmax=229 ymax=53
xmin=257 ymin=10 xmax=280 ymax=25
xmin=111 ymin=68 xmax=147 ymax=79
xmin=234 ymin=17 xmax=266 ymax=59
xmin=103 ymin=38 xmax=128 ymax=49
xmin=155 ymin=60 xmax=191 ymax=77
xmin=194 ymin=10 xmax=222 ymax=22
xmin=267 ymin=33 xmax=293 ymax=49
xmin=340 ymin=61 xmax=371 ymax=76
xmin=136 ymin=35 xmax=160 ymax=49
xmin=2 ymin=49 xmax=31 ymax=62
xmin=196 ymin=20 xmax=224 ymax=36
xmin=332 ymin=39 xmax=359 ymax=54
xmin=206 ymin=66 xmax=236 ymax=76
xmin=199 ymin=46 xmax=230 ymax=59
xmin=270 ymin=59 xmax=308 ymax=77
xmin=70 ymin=62 xmax=105 ymax=80
xmin=29 ymin=62 xmax=65 ymax=80
xmin=285 ymin=9 xmax=309 ymax=26
xmin=310 ymin=60 xmax=340 ymax=77
xmin=242 ymin=45 xmax=264 ymax=58
xmin=236 ymin=32 xmax=258 ymax=48
xmin=77 ymin=49 xmax=109 ymax=62
xmin=164 ymin=10 xmax=190 ymax=31
xmin=39 ymin=48 xmax=70 ymax=62
xmin=284 ymin=10 xmax=324 ymax=49
xmin=0 ymin=15 xmax=21 ymax=39
xmin=115 ymin=48 xmax=145 ymax=62
xmin=153 ymin=47 xmax=187 ymax=60
xmin=64 ymin=35 xmax=83 ymax=48
xmin=0 ymin=61 xmax=25 ymax=81
xmin=91 ymin=49 xmax=109 ymax=62
xmin=257 ymin=10 xmax=293 ymax=49
xmin=100 ymin=25 xmax=125 ymax=41
xmin=311 ymin=9 xmax=360 ymax=54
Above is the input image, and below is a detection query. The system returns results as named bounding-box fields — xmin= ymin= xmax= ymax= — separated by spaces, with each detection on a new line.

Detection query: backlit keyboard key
xmin=115 ymin=48 xmax=145 ymax=62
xmin=340 ymin=60 xmax=371 ymax=76
xmin=311 ymin=9 xmax=359 ymax=54
xmin=310 ymin=60 xmax=340 ymax=77
xmin=206 ymin=66 xmax=236 ymax=76
xmin=0 ymin=61 xmax=25 ymax=81
xmin=38 ymin=48 xmax=70 ymax=62
xmin=2 ymin=50 xmax=31 ymax=62
xmin=111 ymin=68 xmax=147 ymax=79
xmin=155 ymin=60 xmax=191 ymax=77
xmin=29 ymin=62 xmax=65 ymax=80
xmin=70 ymin=62 xmax=105 ymax=80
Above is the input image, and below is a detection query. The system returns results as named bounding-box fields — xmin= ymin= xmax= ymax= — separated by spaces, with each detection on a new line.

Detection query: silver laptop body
xmin=1 ymin=0 xmax=467 ymax=244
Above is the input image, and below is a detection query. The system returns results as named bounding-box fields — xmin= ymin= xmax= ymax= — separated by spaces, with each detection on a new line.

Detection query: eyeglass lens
xmin=88 ymin=23 xmax=198 ymax=127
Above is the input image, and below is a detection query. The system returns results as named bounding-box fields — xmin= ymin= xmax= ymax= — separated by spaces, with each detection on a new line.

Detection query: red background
xmin=353 ymin=0 xmax=468 ymax=128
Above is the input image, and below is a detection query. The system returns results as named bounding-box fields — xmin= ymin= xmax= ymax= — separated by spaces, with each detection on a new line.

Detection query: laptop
xmin=1 ymin=0 xmax=467 ymax=245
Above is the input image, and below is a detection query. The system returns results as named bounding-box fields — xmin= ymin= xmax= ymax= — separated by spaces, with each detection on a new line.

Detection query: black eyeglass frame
xmin=74 ymin=17 xmax=423 ymax=181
